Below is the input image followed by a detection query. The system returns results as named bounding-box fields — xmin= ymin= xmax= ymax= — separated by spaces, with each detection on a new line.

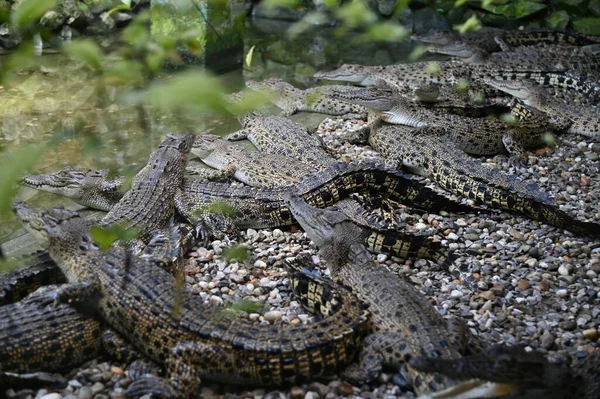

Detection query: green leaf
xmin=514 ymin=0 xmax=546 ymax=18
xmin=545 ymin=11 xmax=570 ymax=29
xmin=245 ymin=45 xmax=255 ymax=68
xmin=90 ymin=225 xmax=140 ymax=251
xmin=104 ymin=60 xmax=144 ymax=86
xmin=196 ymin=201 xmax=238 ymax=218
xmin=453 ymin=15 xmax=481 ymax=33
xmin=121 ymin=0 xmax=132 ymax=7
xmin=573 ymin=17 xmax=600 ymax=35
xmin=0 ymin=144 xmax=43 ymax=216
xmin=228 ymin=299 xmax=263 ymax=313
xmin=261 ymin=0 xmax=300 ymax=10
xmin=335 ymin=1 xmax=377 ymax=29
xmin=11 ymin=0 xmax=57 ymax=28
xmin=227 ymin=89 xmax=273 ymax=116
xmin=362 ymin=22 xmax=409 ymax=42
xmin=63 ymin=39 xmax=103 ymax=71
xmin=222 ymin=245 xmax=249 ymax=262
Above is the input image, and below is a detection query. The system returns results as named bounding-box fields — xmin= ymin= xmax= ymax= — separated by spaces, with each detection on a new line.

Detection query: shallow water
xmin=0 ymin=18 xmax=421 ymax=246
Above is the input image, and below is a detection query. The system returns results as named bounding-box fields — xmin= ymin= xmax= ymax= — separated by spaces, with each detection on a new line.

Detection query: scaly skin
xmin=190 ymin=133 xmax=319 ymax=188
xmin=245 ymin=78 xmax=368 ymax=120
xmin=329 ymin=81 xmax=553 ymax=162
xmin=287 ymin=196 xmax=478 ymax=395
xmin=0 ymin=251 xmax=65 ymax=306
xmin=18 ymin=205 xmax=369 ymax=398
xmin=411 ymin=345 xmax=600 ymax=399
xmin=21 ymin=167 xmax=124 ymax=212
xmin=314 ymin=61 xmax=598 ymax=101
xmin=412 ymin=27 xmax=600 ymax=53
xmin=485 ymin=78 xmax=600 ymax=138
xmin=370 ymin=124 xmax=600 ymax=236
xmin=228 ymin=113 xmax=335 ymax=168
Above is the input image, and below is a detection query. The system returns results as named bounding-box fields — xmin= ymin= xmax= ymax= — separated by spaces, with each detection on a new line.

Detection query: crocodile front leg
xmin=225 ymin=129 xmax=250 ymax=141
xmin=184 ymin=164 xmax=236 ymax=182
xmin=502 ymin=132 xmax=531 ymax=167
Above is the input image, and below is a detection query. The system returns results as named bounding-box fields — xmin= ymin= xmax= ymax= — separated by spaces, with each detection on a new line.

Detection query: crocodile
xmin=18 ymin=204 xmax=369 ymax=398
xmin=329 ymin=80 xmax=554 ymax=163
xmin=485 ymin=78 xmax=600 ymax=138
xmin=428 ymin=41 xmax=600 ymax=83
xmin=189 ymin=133 xmax=320 ymax=188
xmin=286 ymin=196 xmax=483 ymax=395
xmin=412 ymin=27 xmax=600 ymax=53
xmin=314 ymin=62 xmax=599 ymax=102
xmin=410 ymin=344 xmax=600 ymax=399
xmin=21 ymin=167 xmax=124 ymax=212
xmin=368 ymin=124 xmax=600 ymax=237
xmin=227 ymin=112 xmax=336 ymax=168
xmin=245 ymin=78 xmax=368 ymax=120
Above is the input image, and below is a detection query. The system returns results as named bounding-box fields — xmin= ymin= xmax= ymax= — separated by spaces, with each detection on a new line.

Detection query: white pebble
xmin=450 ymin=290 xmax=463 ymax=299
xmin=556 ymin=289 xmax=568 ymax=297
xmin=415 ymin=222 xmax=427 ymax=230
xmin=447 ymin=233 xmax=459 ymax=241
xmin=273 ymin=229 xmax=283 ymax=238
xmin=209 ymin=296 xmax=223 ymax=306
xmin=264 ymin=310 xmax=283 ymax=322
xmin=376 ymin=254 xmax=387 ymax=263
xmin=40 ymin=394 xmax=62 ymax=399
xmin=254 ymin=260 xmax=267 ymax=268
xmin=558 ymin=265 xmax=571 ymax=276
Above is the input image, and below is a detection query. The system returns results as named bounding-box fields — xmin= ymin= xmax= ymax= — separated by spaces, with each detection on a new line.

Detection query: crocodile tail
xmin=363 ymin=229 xmax=455 ymax=268
xmin=531 ymin=201 xmax=600 ymax=237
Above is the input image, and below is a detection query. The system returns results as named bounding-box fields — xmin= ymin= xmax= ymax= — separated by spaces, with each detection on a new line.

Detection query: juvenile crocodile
xmin=287 ymin=196 xmax=480 ymax=395
xmin=485 ymin=78 xmax=600 ymax=138
xmin=410 ymin=344 xmax=599 ymax=399
xmin=412 ymin=27 xmax=600 ymax=53
xmin=369 ymin=124 xmax=600 ymax=236
xmin=245 ymin=78 xmax=368 ymax=120
xmin=314 ymin=62 xmax=598 ymax=101
xmin=330 ymin=81 xmax=553 ymax=163
xmin=19 ymin=205 xmax=369 ymax=398
xmin=189 ymin=134 xmax=319 ymax=188
xmin=21 ymin=167 xmax=124 ymax=212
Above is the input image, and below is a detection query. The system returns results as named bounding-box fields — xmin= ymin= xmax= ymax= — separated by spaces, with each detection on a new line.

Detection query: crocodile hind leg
xmin=502 ymin=132 xmax=532 ymax=167
xmin=126 ymin=341 xmax=235 ymax=398
xmin=224 ymin=129 xmax=250 ymax=141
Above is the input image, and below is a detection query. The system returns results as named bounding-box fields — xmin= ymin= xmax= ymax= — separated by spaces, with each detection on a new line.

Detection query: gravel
xmin=12 ymin=117 xmax=600 ymax=399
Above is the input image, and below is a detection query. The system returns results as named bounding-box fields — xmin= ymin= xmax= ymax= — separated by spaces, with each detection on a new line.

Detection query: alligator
xmin=412 ymin=27 xmax=600 ymax=53
xmin=485 ymin=78 xmax=600 ymax=138
xmin=329 ymin=80 xmax=554 ymax=163
xmin=286 ymin=196 xmax=484 ymax=395
xmin=314 ymin=62 xmax=599 ymax=102
xmin=368 ymin=124 xmax=600 ymax=237
xmin=245 ymin=78 xmax=368 ymax=120
xmin=18 ymin=203 xmax=369 ymax=398
xmin=410 ymin=344 xmax=600 ymax=399
xmin=189 ymin=133 xmax=320 ymax=188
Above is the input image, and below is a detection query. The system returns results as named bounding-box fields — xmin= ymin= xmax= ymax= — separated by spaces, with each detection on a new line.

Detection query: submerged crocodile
xmin=245 ymin=78 xmax=368 ymax=120
xmin=412 ymin=27 xmax=600 ymax=53
xmin=485 ymin=78 xmax=600 ymax=138
xmin=287 ymin=196 xmax=483 ymax=395
xmin=410 ymin=344 xmax=600 ymax=399
xmin=329 ymin=81 xmax=554 ymax=163
xmin=368 ymin=124 xmax=600 ymax=237
xmin=19 ymin=204 xmax=369 ymax=398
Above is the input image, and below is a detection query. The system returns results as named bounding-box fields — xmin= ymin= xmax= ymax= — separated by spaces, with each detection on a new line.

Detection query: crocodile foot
xmin=125 ymin=375 xmax=178 ymax=398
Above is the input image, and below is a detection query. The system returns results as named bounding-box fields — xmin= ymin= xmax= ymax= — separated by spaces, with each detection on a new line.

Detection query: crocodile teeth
xmin=382 ymin=109 xmax=427 ymax=127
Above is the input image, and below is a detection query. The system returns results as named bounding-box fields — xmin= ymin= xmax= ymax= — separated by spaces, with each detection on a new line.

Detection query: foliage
xmin=90 ymin=224 xmax=140 ymax=251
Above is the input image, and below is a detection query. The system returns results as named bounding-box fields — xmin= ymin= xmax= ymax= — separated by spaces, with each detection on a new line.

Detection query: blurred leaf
xmin=245 ymin=45 xmax=255 ymax=68
xmin=141 ymin=70 xmax=230 ymax=114
xmin=227 ymin=89 xmax=273 ymax=116
xmin=323 ymin=0 xmax=340 ymax=8
xmin=197 ymin=201 xmax=238 ymax=218
xmin=226 ymin=299 xmax=263 ymax=314
xmin=103 ymin=4 xmax=131 ymax=23
xmin=287 ymin=12 xmax=328 ymax=39
xmin=573 ymin=17 xmax=600 ymax=35
xmin=11 ymin=0 xmax=57 ymax=28
xmin=514 ymin=0 xmax=546 ymax=18
xmin=362 ymin=21 xmax=409 ymax=42
xmin=500 ymin=113 xmax=517 ymax=124
xmin=90 ymin=224 xmax=140 ymax=251
xmin=408 ymin=45 xmax=427 ymax=61
xmin=335 ymin=1 xmax=377 ymax=29
xmin=63 ymin=39 xmax=103 ymax=71
xmin=480 ymin=0 xmax=546 ymax=18
xmin=0 ymin=145 xmax=43 ymax=216
xmin=453 ymin=15 xmax=481 ymax=33
xmin=426 ymin=62 xmax=441 ymax=75
xmin=543 ymin=132 xmax=556 ymax=148
xmin=121 ymin=0 xmax=132 ymax=7
xmin=590 ymin=0 xmax=600 ymax=16
xmin=261 ymin=0 xmax=300 ymax=10
xmin=104 ymin=60 xmax=145 ymax=86
xmin=545 ymin=11 xmax=570 ymax=29
xmin=122 ymin=18 xmax=150 ymax=49
xmin=222 ymin=244 xmax=250 ymax=262
xmin=455 ymin=78 xmax=470 ymax=92
xmin=554 ymin=0 xmax=584 ymax=4
xmin=454 ymin=0 xmax=468 ymax=6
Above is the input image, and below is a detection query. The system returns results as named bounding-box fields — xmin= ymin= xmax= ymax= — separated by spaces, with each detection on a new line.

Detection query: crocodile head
xmin=411 ymin=30 xmax=460 ymax=45
xmin=314 ymin=64 xmax=370 ymax=84
xmin=328 ymin=79 xmax=395 ymax=111
xmin=21 ymin=167 xmax=124 ymax=211
xmin=13 ymin=201 xmax=81 ymax=245
xmin=191 ymin=134 xmax=229 ymax=159
xmin=483 ymin=78 xmax=546 ymax=107
xmin=427 ymin=42 xmax=486 ymax=63
xmin=246 ymin=77 xmax=297 ymax=93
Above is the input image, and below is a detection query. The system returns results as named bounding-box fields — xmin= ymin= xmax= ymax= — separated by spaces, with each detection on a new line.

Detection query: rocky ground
xmin=7 ymin=116 xmax=600 ymax=399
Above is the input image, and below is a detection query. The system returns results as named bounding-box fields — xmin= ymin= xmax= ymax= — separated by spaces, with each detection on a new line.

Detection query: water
xmin=0 ymin=17 xmax=421 ymax=247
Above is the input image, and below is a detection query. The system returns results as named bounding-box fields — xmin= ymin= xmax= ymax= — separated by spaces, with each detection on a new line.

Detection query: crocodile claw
xmin=125 ymin=376 xmax=178 ymax=398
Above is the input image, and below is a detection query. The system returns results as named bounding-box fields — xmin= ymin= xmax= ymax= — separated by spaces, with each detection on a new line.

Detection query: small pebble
xmin=264 ymin=311 xmax=283 ymax=322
